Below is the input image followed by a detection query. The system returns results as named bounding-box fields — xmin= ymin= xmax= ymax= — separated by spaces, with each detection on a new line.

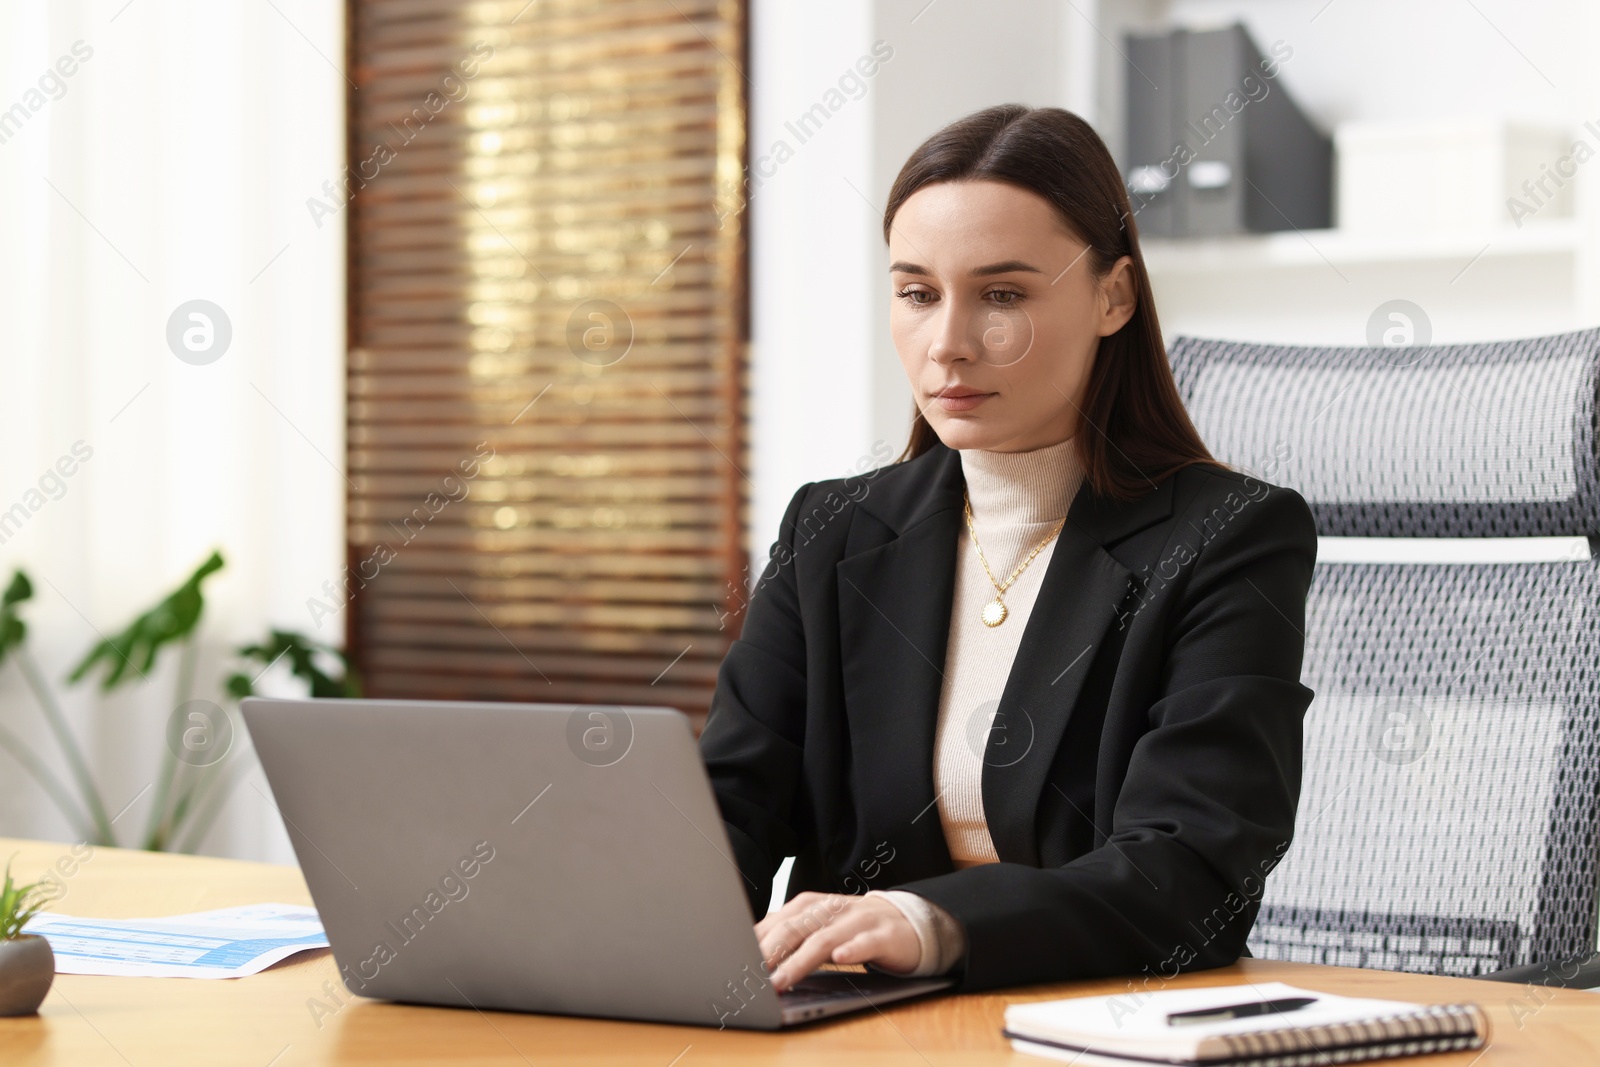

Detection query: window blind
xmin=346 ymin=0 xmax=748 ymax=726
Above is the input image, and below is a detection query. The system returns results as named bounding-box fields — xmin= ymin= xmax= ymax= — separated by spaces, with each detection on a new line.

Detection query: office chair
xmin=1169 ymin=325 xmax=1600 ymax=988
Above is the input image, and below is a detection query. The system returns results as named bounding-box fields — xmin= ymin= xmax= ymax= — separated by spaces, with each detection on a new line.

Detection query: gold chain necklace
xmin=963 ymin=491 xmax=1066 ymax=627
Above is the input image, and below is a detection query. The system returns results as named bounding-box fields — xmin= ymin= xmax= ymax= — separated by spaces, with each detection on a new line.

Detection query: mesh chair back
xmin=1171 ymin=328 xmax=1600 ymax=976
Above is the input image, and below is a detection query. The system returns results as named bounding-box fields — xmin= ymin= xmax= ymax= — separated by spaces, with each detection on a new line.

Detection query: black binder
xmin=1124 ymin=23 xmax=1332 ymax=238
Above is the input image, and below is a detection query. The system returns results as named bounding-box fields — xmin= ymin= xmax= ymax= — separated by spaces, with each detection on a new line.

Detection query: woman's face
xmin=888 ymin=179 xmax=1136 ymax=453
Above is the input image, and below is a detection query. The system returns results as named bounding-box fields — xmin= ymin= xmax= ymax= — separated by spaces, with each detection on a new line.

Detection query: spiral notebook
xmin=1003 ymin=981 xmax=1489 ymax=1066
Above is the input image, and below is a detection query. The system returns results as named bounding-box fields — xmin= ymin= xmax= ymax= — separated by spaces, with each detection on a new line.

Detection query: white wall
xmin=746 ymin=0 xmax=877 ymax=572
xmin=0 ymin=0 xmax=345 ymax=863
xmin=1165 ymin=0 xmax=1595 ymax=130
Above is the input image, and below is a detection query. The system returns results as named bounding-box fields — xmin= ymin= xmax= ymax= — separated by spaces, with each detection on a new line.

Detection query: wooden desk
xmin=0 ymin=837 xmax=1595 ymax=1065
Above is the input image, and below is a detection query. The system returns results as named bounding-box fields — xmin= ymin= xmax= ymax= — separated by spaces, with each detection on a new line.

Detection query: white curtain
xmin=0 ymin=0 xmax=345 ymax=863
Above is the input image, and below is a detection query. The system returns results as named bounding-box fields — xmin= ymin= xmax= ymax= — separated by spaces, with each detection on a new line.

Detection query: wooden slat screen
xmin=346 ymin=0 xmax=748 ymax=725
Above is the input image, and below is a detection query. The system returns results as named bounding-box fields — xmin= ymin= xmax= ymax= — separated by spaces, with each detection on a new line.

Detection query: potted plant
xmin=0 ymin=551 xmax=359 ymax=853
xmin=0 ymin=856 xmax=54 ymax=1016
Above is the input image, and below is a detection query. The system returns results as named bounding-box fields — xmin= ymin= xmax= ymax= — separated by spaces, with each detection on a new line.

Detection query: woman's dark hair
xmin=884 ymin=104 xmax=1223 ymax=500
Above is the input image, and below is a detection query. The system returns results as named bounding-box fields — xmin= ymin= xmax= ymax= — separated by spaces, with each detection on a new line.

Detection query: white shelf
xmin=1142 ymin=219 xmax=1582 ymax=275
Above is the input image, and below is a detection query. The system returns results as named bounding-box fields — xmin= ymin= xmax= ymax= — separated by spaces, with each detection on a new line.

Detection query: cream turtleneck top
xmin=868 ymin=435 xmax=1085 ymax=976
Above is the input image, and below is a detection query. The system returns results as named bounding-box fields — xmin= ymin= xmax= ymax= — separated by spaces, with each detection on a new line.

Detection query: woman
xmin=699 ymin=104 xmax=1316 ymax=993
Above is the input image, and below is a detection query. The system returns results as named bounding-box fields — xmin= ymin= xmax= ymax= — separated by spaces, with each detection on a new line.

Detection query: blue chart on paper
xmin=24 ymin=903 xmax=330 ymax=978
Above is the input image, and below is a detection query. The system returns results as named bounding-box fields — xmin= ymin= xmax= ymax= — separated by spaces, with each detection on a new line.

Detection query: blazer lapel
xmin=980 ymin=513 xmax=1132 ymax=865
xmin=835 ymin=446 xmax=965 ymax=876
xmin=982 ymin=474 xmax=1177 ymax=865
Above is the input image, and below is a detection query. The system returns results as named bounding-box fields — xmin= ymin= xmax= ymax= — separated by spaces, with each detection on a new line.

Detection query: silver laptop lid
xmin=241 ymin=697 xmax=782 ymax=1030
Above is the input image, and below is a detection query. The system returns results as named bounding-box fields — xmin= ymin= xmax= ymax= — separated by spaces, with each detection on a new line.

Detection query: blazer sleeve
xmin=894 ymin=478 xmax=1318 ymax=991
xmin=698 ymin=481 xmax=815 ymax=918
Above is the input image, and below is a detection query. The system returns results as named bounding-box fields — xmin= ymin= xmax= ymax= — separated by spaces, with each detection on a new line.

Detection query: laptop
xmin=240 ymin=697 xmax=954 ymax=1028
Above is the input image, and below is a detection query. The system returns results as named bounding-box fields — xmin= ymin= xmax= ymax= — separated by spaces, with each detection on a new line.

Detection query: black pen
xmin=1166 ymin=996 xmax=1318 ymax=1026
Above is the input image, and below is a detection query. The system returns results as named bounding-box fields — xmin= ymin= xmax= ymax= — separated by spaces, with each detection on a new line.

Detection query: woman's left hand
xmin=755 ymin=891 xmax=921 ymax=991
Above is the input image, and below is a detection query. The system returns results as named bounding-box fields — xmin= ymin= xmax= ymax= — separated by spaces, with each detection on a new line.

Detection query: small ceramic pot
xmin=0 ymin=935 xmax=54 ymax=1016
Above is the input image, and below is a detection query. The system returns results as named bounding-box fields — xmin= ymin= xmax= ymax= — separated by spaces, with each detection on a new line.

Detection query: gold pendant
xmin=981 ymin=599 xmax=1008 ymax=627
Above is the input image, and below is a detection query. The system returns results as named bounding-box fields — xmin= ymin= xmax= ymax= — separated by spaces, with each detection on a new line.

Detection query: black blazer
xmin=699 ymin=438 xmax=1317 ymax=992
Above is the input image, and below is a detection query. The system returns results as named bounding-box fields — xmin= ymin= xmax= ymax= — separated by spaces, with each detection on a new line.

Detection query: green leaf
xmin=67 ymin=551 xmax=225 ymax=692
xmin=232 ymin=629 xmax=360 ymax=699
xmin=0 ymin=570 xmax=31 ymax=668
xmin=0 ymin=854 xmax=55 ymax=940
xmin=3 ymin=571 xmax=31 ymax=609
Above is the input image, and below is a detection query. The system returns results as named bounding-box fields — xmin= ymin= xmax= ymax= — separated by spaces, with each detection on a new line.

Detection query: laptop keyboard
xmin=780 ymin=974 xmax=873 ymax=1006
